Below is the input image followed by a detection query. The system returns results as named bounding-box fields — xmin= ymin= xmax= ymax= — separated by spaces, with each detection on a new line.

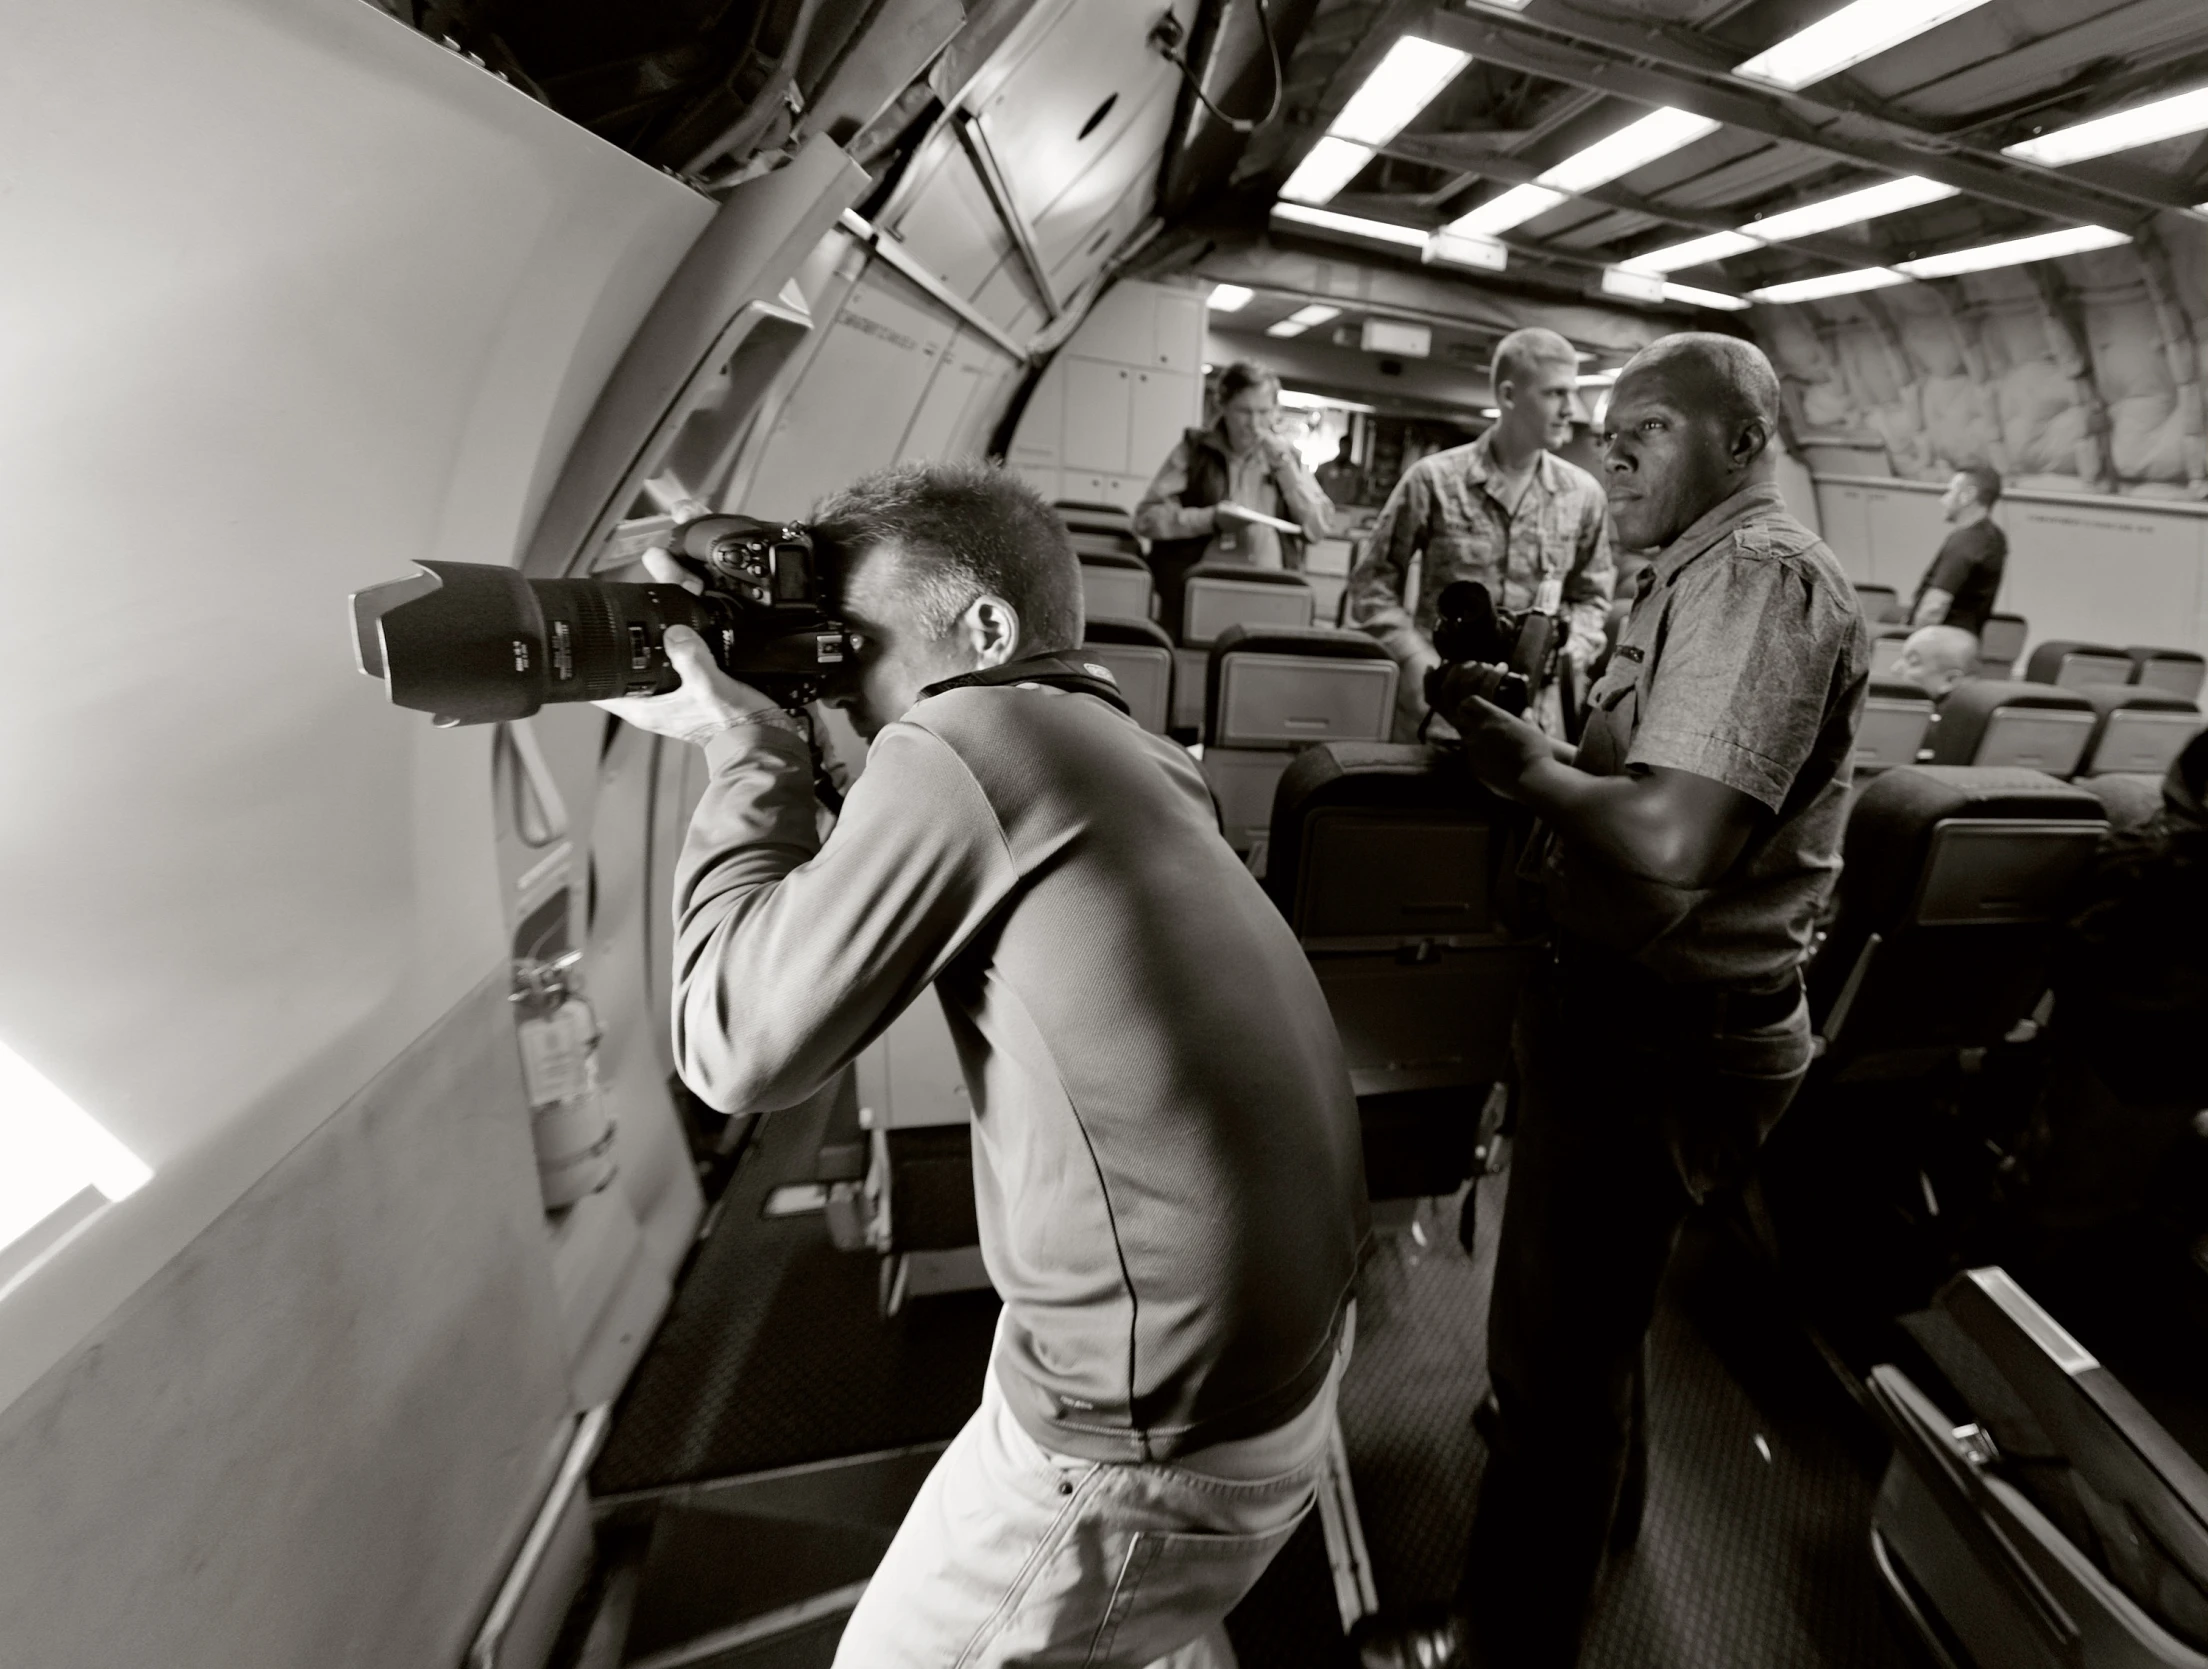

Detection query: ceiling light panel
xmin=2004 ymin=86 xmax=2208 ymax=168
xmin=1622 ymin=230 xmax=1764 ymax=273
xmin=1894 ymin=224 xmax=2130 ymax=278
xmin=1747 ymin=268 xmax=1910 ymax=304
xmin=1207 ymin=284 xmax=1254 ymax=313
xmin=1662 ymin=281 xmax=1751 ymax=312
xmin=1443 ymin=183 xmax=1567 ymax=237
xmin=1330 ymin=37 xmax=1471 ymax=147
xmin=1270 ymin=203 xmax=1430 ymax=248
xmin=1266 ymin=304 xmax=1342 ymax=338
xmin=1732 ymin=0 xmax=1996 ymax=93
xmin=1280 ymin=136 xmax=1376 ymax=205
xmin=1539 ymin=108 xmax=1721 ymax=193
xmin=1747 ymin=175 xmax=1959 ymax=242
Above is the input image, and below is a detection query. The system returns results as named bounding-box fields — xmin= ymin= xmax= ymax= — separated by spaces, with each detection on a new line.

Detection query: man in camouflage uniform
xmin=1347 ymin=327 xmax=1613 ymax=739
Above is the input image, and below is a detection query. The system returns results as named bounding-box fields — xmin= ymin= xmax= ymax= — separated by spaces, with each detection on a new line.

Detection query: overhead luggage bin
xmin=1981 ymin=613 xmax=2029 ymax=679
xmin=1807 ymin=766 xmax=2107 ymax=1072
xmin=1928 ymin=681 xmax=2098 ymax=776
xmin=1856 ymin=678 xmax=1937 ymax=772
xmin=2129 ymin=647 xmax=2207 ymax=703
xmin=1077 ymin=548 xmax=1154 ymax=625
xmin=1179 ymin=562 xmax=1316 ymax=647
xmin=1080 ymin=617 xmax=1174 ymax=735
xmin=2075 ymin=685 xmax=2204 ymax=779
xmin=1267 ymin=744 xmax=1534 ymax=1199
xmin=1869 ymin=1266 xmax=2208 ymax=1669
xmin=2027 ymin=641 xmax=2137 ymax=692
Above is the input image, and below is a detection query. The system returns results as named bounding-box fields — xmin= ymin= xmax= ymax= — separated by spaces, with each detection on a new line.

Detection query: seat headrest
xmin=2075 ymin=681 xmax=2199 ymax=716
xmin=2075 ymin=772 xmax=2165 ymax=831
xmin=2129 ymin=645 xmax=2205 ymax=667
xmin=2024 ymin=640 xmax=2127 ymax=686
xmin=1867 ymin=678 xmax=1934 ymax=705
xmin=1075 ymin=543 xmax=1147 ymax=569
xmin=1838 ymin=766 xmax=2106 ymax=931
xmin=1210 ymin=623 xmax=1391 ymax=661
xmin=1184 ymin=563 xmax=1312 ymax=589
xmin=1084 ymin=617 xmax=1173 ymax=650
xmin=1927 ymin=679 xmax=2093 ymax=764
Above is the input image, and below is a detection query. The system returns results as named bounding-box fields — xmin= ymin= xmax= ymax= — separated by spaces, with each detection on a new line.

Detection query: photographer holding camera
xmin=595 ymin=462 xmax=1368 ymax=1669
xmin=1357 ymin=336 xmax=1867 ymax=1669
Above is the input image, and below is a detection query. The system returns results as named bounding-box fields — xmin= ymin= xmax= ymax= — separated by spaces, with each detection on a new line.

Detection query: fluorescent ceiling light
xmin=1280 ymin=136 xmax=1376 ymax=205
xmin=1278 ymin=36 xmax=1471 ymax=206
xmin=1331 ymin=37 xmax=1470 ymax=147
xmin=1733 ymin=0 xmax=1995 ymax=92
xmin=1270 ymin=202 xmax=1429 ymax=248
xmin=1 ymin=1039 xmax=152 ymax=1257
xmin=1662 ymin=281 xmax=1752 ymax=312
xmin=1600 ymin=266 xmax=1667 ymax=305
xmin=1207 ymin=283 xmax=1254 ymax=313
xmin=2003 ymin=86 xmax=2208 ymax=167
xmin=1278 ymin=389 xmax=1377 ymax=412
xmin=1441 ymin=108 xmax=1718 ymax=237
xmin=1748 ymin=267 xmax=1910 ymax=304
xmin=1895 ymin=224 xmax=2130 ymax=278
xmin=1423 ymin=229 xmax=1510 ymax=272
xmin=1623 ymin=230 xmax=1764 ymax=273
xmin=1748 ymin=175 xmax=1959 ymax=242
xmin=1266 ymin=304 xmax=1342 ymax=338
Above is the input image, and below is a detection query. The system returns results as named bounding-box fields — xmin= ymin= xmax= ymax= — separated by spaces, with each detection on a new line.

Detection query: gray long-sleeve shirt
xmin=674 ymin=680 xmax=1369 ymax=1461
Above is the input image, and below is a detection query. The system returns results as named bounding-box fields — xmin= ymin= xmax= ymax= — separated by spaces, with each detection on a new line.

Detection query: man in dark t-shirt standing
xmin=1910 ymin=464 xmax=2007 ymax=637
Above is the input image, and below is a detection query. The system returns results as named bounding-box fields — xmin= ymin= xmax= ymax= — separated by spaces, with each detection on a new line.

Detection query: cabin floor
xmin=560 ymin=1087 xmax=1921 ymax=1668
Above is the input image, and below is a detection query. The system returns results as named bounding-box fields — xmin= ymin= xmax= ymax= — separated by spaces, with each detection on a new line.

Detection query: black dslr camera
xmin=351 ymin=515 xmax=855 ymax=726
xmin=1423 ymin=579 xmax=1558 ymax=721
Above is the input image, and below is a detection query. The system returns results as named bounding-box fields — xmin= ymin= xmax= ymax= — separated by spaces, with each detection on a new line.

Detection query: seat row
xmin=1855 ymin=674 xmax=2204 ymax=782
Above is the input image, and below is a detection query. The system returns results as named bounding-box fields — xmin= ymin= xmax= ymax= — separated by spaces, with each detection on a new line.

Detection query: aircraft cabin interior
xmin=7 ymin=0 xmax=2208 ymax=1665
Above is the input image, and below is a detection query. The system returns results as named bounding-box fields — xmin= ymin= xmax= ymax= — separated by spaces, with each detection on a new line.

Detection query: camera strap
xmin=919 ymin=653 xmax=1132 ymax=716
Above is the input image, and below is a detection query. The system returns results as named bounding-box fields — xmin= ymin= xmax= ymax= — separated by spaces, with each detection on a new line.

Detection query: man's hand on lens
xmin=593 ymin=547 xmax=799 ymax=746
xmin=1435 ymin=671 xmax=1553 ymax=797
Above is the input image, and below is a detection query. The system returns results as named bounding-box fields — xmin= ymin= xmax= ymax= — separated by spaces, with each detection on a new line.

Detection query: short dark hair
xmin=1958 ymin=464 xmax=2002 ymax=507
xmin=1215 ymin=360 xmax=1280 ymax=405
xmin=1626 ymin=332 xmax=1781 ymax=433
xmin=811 ymin=461 xmax=1084 ymax=653
xmin=1492 ymin=327 xmax=1578 ymax=396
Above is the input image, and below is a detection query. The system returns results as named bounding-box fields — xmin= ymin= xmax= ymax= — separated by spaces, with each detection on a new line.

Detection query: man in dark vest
xmin=1134 ymin=360 xmax=1334 ymax=638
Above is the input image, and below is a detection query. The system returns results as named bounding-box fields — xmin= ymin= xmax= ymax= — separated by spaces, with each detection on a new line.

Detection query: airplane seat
xmin=1869 ymin=628 xmax=1914 ymax=680
xmin=1266 ymin=743 xmax=1535 ymax=1199
xmin=1054 ymin=500 xmax=1137 ymax=539
xmin=1928 ymin=679 xmax=2098 ymax=776
xmin=1855 ymin=678 xmax=1937 ymax=773
xmin=1980 ymin=612 xmax=2029 ymax=679
xmin=1201 ymin=626 xmax=1396 ymax=855
xmin=1807 ymin=766 xmax=2107 ymax=1072
xmin=2075 ymin=772 xmax=2166 ymax=832
xmin=2075 ymin=684 xmax=2204 ymax=779
xmin=1870 ymin=1266 xmax=2208 ymax=1669
xmin=1179 ymin=563 xmax=1317 ymax=646
xmin=1854 ymin=581 xmax=1901 ymax=624
xmin=2129 ymin=646 xmax=2207 ymax=702
xmin=1076 ymin=547 xmax=1155 ymax=626
xmin=1081 ymin=617 xmax=1174 ymax=735
xmin=2027 ymin=640 xmax=2136 ymax=692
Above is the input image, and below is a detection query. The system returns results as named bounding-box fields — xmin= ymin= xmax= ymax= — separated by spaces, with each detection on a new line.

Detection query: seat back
xmin=1854 ymin=582 xmax=1899 ymax=624
xmin=2025 ymin=639 xmax=2134 ymax=691
xmin=1928 ymin=680 xmax=2096 ymax=776
xmin=1078 ymin=549 xmax=1154 ymax=624
xmin=1855 ymin=679 xmax=1935 ymax=771
xmin=1180 ymin=563 xmax=1315 ymax=647
xmin=1054 ymin=500 xmax=1136 ymax=539
xmin=1869 ymin=629 xmax=1913 ymax=680
xmin=2129 ymin=645 xmax=2206 ymax=702
xmin=2075 ymin=683 xmax=2204 ymax=778
xmin=1979 ymin=613 xmax=2027 ymax=677
xmin=1205 ymin=625 xmax=1397 ymax=749
xmin=1268 ymin=744 xmax=1535 ymax=1197
xmin=1809 ymin=767 xmax=2107 ymax=1070
xmin=1081 ymin=617 xmax=1173 ymax=734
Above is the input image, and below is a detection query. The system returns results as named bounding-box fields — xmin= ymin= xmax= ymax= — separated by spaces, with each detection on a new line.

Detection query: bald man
xmin=1357 ymin=335 xmax=1867 ymax=1669
xmin=1892 ymin=624 xmax=1978 ymax=701
xmin=1346 ymin=326 xmax=1613 ymax=738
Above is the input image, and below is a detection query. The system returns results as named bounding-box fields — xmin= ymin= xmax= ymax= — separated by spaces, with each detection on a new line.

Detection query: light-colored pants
xmin=833 ymin=1346 xmax=1343 ymax=1668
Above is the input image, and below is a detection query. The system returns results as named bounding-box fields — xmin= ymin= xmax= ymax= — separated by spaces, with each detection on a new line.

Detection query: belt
xmin=1553 ymin=933 xmax=1802 ymax=1033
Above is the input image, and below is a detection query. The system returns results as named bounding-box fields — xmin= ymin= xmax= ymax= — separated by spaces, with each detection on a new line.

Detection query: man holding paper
xmin=1135 ymin=360 xmax=1334 ymax=637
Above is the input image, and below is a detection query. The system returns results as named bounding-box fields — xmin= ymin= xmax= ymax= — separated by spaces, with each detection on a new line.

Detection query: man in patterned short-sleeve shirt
xmin=1346 ymin=326 xmax=1613 ymax=738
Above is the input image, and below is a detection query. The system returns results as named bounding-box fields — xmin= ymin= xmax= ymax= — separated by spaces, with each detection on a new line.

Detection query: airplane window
xmin=0 ymin=1040 xmax=151 ymax=1276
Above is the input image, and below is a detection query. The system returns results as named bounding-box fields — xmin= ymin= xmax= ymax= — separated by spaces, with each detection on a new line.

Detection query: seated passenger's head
xmin=1491 ymin=327 xmax=1580 ymax=454
xmin=1892 ymin=625 xmax=1978 ymax=700
xmin=812 ymin=462 xmax=1083 ymax=738
xmin=1214 ymin=362 xmax=1282 ymax=456
xmin=1601 ymin=333 xmax=1782 ymax=550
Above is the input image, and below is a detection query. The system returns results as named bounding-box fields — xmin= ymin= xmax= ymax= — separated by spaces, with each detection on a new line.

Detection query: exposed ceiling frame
xmin=1427 ymin=4 xmax=2193 ymax=232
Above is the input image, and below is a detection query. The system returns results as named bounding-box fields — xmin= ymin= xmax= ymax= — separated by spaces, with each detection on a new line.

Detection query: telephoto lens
xmin=351 ymin=517 xmax=854 ymax=726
